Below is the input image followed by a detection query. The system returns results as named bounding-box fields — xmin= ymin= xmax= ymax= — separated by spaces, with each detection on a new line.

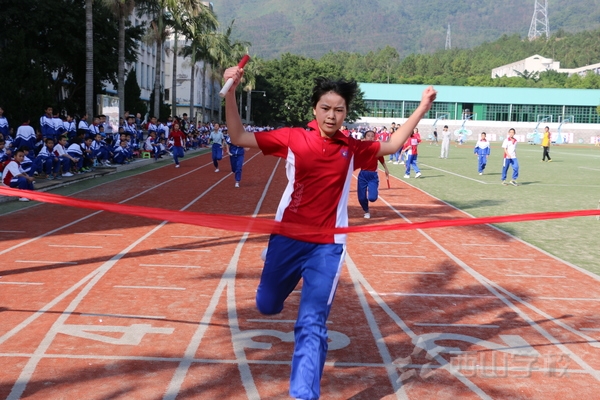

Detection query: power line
xmin=528 ymin=0 xmax=550 ymax=40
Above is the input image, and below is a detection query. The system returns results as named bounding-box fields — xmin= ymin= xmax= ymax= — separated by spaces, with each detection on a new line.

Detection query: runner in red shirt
xmin=169 ymin=121 xmax=186 ymax=168
xmin=223 ymin=65 xmax=436 ymax=399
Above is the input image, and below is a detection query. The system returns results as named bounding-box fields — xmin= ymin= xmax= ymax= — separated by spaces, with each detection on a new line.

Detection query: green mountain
xmin=211 ymin=0 xmax=600 ymax=59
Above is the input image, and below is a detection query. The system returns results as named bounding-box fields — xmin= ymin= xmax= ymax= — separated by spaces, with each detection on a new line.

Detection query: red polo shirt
xmin=256 ymin=120 xmax=380 ymax=244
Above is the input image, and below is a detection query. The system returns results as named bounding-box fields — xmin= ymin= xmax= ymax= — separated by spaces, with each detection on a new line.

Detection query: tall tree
xmin=100 ymin=0 xmax=136 ymax=119
xmin=86 ymin=0 xmax=94 ymax=118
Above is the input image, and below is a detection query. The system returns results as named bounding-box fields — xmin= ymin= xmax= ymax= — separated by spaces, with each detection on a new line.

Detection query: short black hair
xmin=311 ymin=77 xmax=358 ymax=109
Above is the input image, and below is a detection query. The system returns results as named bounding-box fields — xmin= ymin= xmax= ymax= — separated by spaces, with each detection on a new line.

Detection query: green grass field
xmin=384 ymin=139 xmax=600 ymax=276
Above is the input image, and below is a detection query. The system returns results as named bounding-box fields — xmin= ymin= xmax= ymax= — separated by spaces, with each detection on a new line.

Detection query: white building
xmin=492 ymin=54 xmax=600 ymax=78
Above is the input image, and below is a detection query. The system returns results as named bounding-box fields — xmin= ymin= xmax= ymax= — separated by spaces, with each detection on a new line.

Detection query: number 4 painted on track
xmin=59 ymin=324 xmax=174 ymax=345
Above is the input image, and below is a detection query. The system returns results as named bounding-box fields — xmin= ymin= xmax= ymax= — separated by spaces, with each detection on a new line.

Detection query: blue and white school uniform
xmin=91 ymin=139 xmax=110 ymax=163
xmin=225 ymin=135 xmax=245 ymax=183
xmin=53 ymin=117 xmax=66 ymax=139
xmin=14 ymin=124 xmax=36 ymax=153
xmin=35 ymin=145 xmax=59 ymax=174
xmin=474 ymin=138 xmax=490 ymax=174
xmin=2 ymin=160 xmax=33 ymax=190
xmin=0 ymin=116 xmax=9 ymax=137
xmin=40 ymin=115 xmax=55 ymax=141
xmin=53 ymin=143 xmax=72 ymax=173
xmin=209 ymin=130 xmax=224 ymax=169
xmin=64 ymin=120 xmax=77 ymax=141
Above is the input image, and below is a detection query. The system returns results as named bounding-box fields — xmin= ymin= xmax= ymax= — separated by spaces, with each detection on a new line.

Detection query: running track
xmin=0 ymin=149 xmax=599 ymax=399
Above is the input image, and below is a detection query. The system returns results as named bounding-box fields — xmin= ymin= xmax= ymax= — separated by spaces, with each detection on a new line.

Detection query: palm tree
xmin=242 ymin=58 xmax=261 ymax=124
xmin=137 ymin=0 xmax=203 ymax=118
xmin=85 ymin=0 xmax=94 ymax=119
xmin=170 ymin=3 xmax=217 ymax=120
xmin=100 ymin=0 xmax=136 ymax=119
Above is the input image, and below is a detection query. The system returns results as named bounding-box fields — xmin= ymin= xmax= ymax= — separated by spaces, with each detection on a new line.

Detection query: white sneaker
xmin=175 ymin=164 xmax=180 ymax=168
xmin=399 ymin=161 xmax=405 ymax=165
xmin=403 ymin=174 xmax=410 ymax=178
xmin=387 ymin=160 xmax=392 ymax=163
xmin=63 ymin=172 xmax=74 ymax=177
xmin=415 ymin=172 xmax=421 ymax=178
xmin=18 ymin=197 xmax=30 ymax=202
xmin=363 ymin=212 xmax=370 ymax=219
xmin=215 ymin=168 xmax=219 ymax=172
xmin=392 ymin=161 xmax=398 ymax=164
xmin=479 ymin=172 xmax=483 ymax=175
xmin=234 ymin=182 xmax=240 ymax=188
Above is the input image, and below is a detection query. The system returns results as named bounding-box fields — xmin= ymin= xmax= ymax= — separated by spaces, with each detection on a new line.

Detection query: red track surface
xmin=1 ymin=149 xmax=599 ymax=399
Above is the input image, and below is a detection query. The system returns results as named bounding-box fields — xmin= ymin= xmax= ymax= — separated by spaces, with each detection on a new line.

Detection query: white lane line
xmin=0 ymin=158 xmax=216 ymax=258
xmin=384 ymin=271 xmax=445 ymax=275
xmin=505 ymin=274 xmax=566 ymax=279
xmin=0 ymin=282 xmax=44 ymax=286
xmin=463 ymin=244 xmax=510 ymax=247
xmin=0 ymin=230 xmax=25 ymax=233
xmin=80 ymin=312 xmax=166 ymax=320
xmin=15 ymin=260 xmax=78 ymax=265
xmin=481 ymin=257 xmax=534 ymax=261
xmin=5 ymin=156 xmax=244 ymax=399
xmin=579 ymin=167 xmax=600 ymax=172
xmin=113 ymin=285 xmax=186 ymax=291
xmin=395 ymin=204 xmax=445 ymax=207
xmin=378 ymin=188 xmax=600 ymax=381
xmin=156 ymin=248 xmax=211 ymax=252
xmin=171 ymin=235 xmax=219 ymax=239
xmin=365 ymin=241 xmax=412 ymax=245
xmin=420 ymin=163 xmax=487 ymax=184
xmin=413 ymin=323 xmax=499 ymax=329
xmin=164 ymin=152 xmax=268 ymax=400
xmin=346 ymin=254 xmax=488 ymax=399
xmin=139 ymin=264 xmax=202 ymax=269
xmin=373 ymin=255 xmax=426 ymax=258
xmin=580 ymin=328 xmax=600 ymax=332
xmin=48 ymin=245 xmax=103 ymax=249
xmin=539 ymin=297 xmax=600 ymax=301
xmin=74 ymin=232 xmax=123 ymax=236
xmin=380 ymin=292 xmax=495 ymax=299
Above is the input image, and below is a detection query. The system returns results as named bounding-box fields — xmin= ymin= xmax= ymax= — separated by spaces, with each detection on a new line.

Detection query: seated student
xmin=34 ymin=138 xmax=60 ymax=179
xmin=112 ymin=139 xmax=132 ymax=164
xmin=2 ymin=148 xmax=35 ymax=201
xmin=91 ymin=133 xmax=112 ymax=166
xmin=80 ymin=137 xmax=94 ymax=170
xmin=0 ymin=139 xmax=11 ymax=171
xmin=144 ymin=131 xmax=158 ymax=156
xmin=19 ymin=146 xmax=35 ymax=177
xmin=154 ymin=137 xmax=168 ymax=160
xmin=14 ymin=118 xmax=37 ymax=154
xmin=67 ymin=138 xmax=86 ymax=172
xmin=54 ymin=135 xmax=78 ymax=177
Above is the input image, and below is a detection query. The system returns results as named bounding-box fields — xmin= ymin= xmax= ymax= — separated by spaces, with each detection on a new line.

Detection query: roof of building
xmin=358 ymin=83 xmax=600 ymax=106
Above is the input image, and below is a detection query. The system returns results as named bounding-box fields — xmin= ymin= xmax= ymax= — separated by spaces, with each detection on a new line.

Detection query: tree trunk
xmin=153 ymin=10 xmax=163 ymax=118
xmin=189 ymin=44 xmax=196 ymax=123
xmin=201 ymin=63 xmax=206 ymax=123
xmin=85 ymin=0 xmax=94 ymax=118
xmin=118 ymin=13 xmax=125 ymax=119
xmin=171 ymin=31 xmax=178 ymax=118
xmin=246 ymin=89 xmax=251 ymax=124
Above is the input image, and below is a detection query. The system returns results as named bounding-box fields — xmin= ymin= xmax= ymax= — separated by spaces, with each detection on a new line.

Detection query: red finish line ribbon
xmin=1 ymin=187 xmax=599 ymax=236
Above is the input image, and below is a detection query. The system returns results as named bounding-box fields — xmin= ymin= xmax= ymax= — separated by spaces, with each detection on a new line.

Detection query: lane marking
xmin=15 ymin=260 xmax=78 ymax=265
xmin=156 ymin=248 xmax=211 ymax=252
xmin=481 ymin=257 xmax=535 ymax=261
xmin=420 ymin=163 xmax=487 ymax=184
xmin=80 ymin=312 xmax=166 ymax=320
xmin=0 ymin=159 xmax=218 ymax=257
xmin=380 ymin=292 xmax=495 ymax=299
xmin=164 ymin=152 xmax=272 ymax=400
xmin=579 ymin=167 xmax=600 ymax=172
xmin=384 ymin=271 xmax=445 ymax=275
xmin=74 ymin=232 xmax=123 ymax=236
xmin=170 ymin=235 xmax=219 ymax=239
xmin=48 ymin=245 xmax=103 ymax=249
xmin=113 ymin=285 xmax=186 ymax=291
xmin=346 ymin=254 xmax=488 ymax=399
xmin=539 ymin=297 xmax=600 ymax=301
xmin=505 ymin=274 xmax=566 ymax=279
xmin=139 ymin=263 xmax=202 ymax=269
xmin=0 ymin=282 xmax=44 ymax=286
xmin=378 ymin=188 xmax=600 ymax=381
xmin=6 ymin=154 xmax=265 ymax=399
xmin=413 ymin=323 xmax=499 ymax=329
xmin=0 ymin=230 xmax=25 ymax=233
xmin=580 ymin=328 xmax=600 ymax=332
